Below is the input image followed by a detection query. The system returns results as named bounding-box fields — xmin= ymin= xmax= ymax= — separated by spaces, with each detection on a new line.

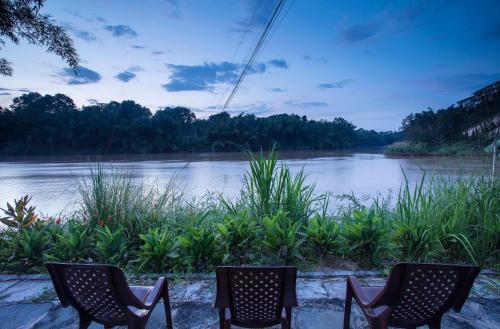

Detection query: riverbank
xmin=384 ymin=141 xmax=492 ymax=156
xmin=0 ymin=272 xmax=498 ymax=329
xmin=1 ymin=151 xmax=498 ymax=275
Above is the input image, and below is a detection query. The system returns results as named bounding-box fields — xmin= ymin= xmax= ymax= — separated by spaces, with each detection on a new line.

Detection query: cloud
xmin=87 ymin=98 xmax=101 ymax=105
xmin=231 ymin=0 xmax=276 ymax=33
xmin=302 ymin=55 xmax=328 ymax=63
xmin=284 ymin=100 xmax=328 ymax=108
xmin=128 ymin=65 xmax=144 ymax=72
xmin=163 ymin=61 xmax=280 ymax=92
xmin=152 ymin=50 xmax=166 ymax=55
xmin=104 ymin=25 xmax=138 ymax=38
xmin=268 ymin=88 xmax=287 ymax=92
xmin=227 ymin=103 xmax=272 ymax=116
xmin=0 ymin=87 xmax=31 ymax=93
xmin=115 ymin=71 xmax=137 ymax=82
xmin=339 ymin=23 xmax=381 ymax=44
xmin=64 ymin=24 xmax=97 ymax=42
xmin=59 ymin=66 xmax=101 ymax=85
xmin=317 ymin=79 xmax=355 ymax=89
xmin=0 ymin=92 xmax=11 ymax=96
xmin=267 ymin=59 xmax=289 ymax=69
xmin=131 ymin=45 xmax=146 ymax=49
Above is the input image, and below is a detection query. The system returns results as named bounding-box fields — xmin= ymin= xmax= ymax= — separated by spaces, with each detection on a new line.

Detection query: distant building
xmin=456 ymin=80 xmax=500 ymax=108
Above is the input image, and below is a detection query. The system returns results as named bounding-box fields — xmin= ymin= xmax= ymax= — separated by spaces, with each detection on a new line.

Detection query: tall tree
xmin=0 ymin=0 xmax=79 ymax=75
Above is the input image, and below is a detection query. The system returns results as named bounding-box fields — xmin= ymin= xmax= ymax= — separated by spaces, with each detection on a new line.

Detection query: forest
xmin=0 ymin=92 xmax=400 ymax=155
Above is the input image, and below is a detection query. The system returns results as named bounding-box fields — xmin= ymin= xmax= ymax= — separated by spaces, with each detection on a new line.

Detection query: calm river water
xmin=0 ymin=151 xmax=496 ymax=215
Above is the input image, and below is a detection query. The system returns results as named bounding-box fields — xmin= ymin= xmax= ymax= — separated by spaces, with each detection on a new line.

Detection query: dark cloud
xmin=59 ymin=66 xmax=101 ymax=85
xmin=163 ymin=61 xmax=281 ymax=92
xmin=339 ymin=23 xmax=381 ymax=44
xmin=87 ymin=98 xmax=101 ymax=105
xmin=152 ymin=50 xmax=166 ymax=55
xmin=104 ymin=25 xmax=138 ymax=38
xmin=438 ymin=73 xmax=500 ymax=91
xmin=0 ymin=92 xmax=11 ymax=96
xmin=268 ymin=88 xmax=287 ymax=92
xmin=128 ymin=65 xmax=144 ymax=72
xmin=64 ymin=24 xmax=97 ymax=42
xmin=284 ymin=100 xmax=328 ymax=108
xmin=115 ymin=71 xmax=136 ymax=82
xmin=318 ymin=79 xmax=355 ymax=89
xmin=302 ymin=55 xmax=328 ymax=63
xmin=267 ymin=59 xmax=289 ymax=69
xmin=131 ymin=45 xmax=146 ymax=49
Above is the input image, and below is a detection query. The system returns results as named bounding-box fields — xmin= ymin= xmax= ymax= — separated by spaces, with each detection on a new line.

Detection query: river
xmin=0 ymin=150 xmax=496 ymax=215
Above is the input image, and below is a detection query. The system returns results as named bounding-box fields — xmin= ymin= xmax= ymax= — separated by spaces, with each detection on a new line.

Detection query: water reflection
xmin=0 ymin=151 xmax=496 ymax=215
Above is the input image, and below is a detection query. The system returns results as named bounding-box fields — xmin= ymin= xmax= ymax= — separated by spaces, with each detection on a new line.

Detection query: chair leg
xmin=428 ymin=316 xmax=442 ymax=329
xmin=219 ymin=309 xmax=231 ymax=329
xmin=343 ymin=282 xmax=353 ymax=329
xmin=163 ymin=288 xmax=174 ymax=329
xmin=78 ymin=312 xmax=91 ymax=329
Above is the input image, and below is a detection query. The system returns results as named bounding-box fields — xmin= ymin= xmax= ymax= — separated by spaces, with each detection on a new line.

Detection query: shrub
xmin=262 ymin=210 xmax=305 ymax=265
xmin=47 ymin=219 xmax=92 ymax=263
xmin=137 ymin=228 xmax=179 ymax=272
xmin=95 ymin=226 xmax=128 ymax=265
xmin=216 ymin=210 xmax=260 ymax=264
xmin=0 ymin=195 xmax=38 ymax=229
xmin=178 ymin=223 xmax=221 ymax=272
xmin=1 ymin=222 xmax=49 ymax=273
xmin=342 ymin=208 xmax=390 ymax=267
xmin=306 ymin=215 xmax=340 ymax=259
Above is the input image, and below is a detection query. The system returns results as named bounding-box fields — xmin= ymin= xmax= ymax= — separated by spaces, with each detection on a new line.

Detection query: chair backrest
xmin=214 ymin=266 xmax=298 ymax=328
xmin=376 ymin=263 xmax=480 ymax=326
xmin=46 ymin=262 xmax=132 ymax=324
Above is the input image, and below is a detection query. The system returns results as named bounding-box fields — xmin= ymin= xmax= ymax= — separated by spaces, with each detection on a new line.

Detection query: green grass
xmin=0 ymin=150 xmax=498 ymax=273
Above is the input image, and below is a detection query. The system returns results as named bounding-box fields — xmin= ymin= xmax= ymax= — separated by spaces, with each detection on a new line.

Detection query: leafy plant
xmin=2 ymin=223 xmax=49 ymax=273
xmin=137 ymin=228 xmax=179 ymax=272
xmin=262 ymin=210 xmax=305 ymax=265
xmin=178 ymin=225 xmax=221 ymax=272
xmin=216 ymin=210 xmax=260 ymax=264
xmin=306 ymin=215 xmax=340 ymax=259
xmin=0 ymin=195 xmax=38 ymax=229
xmin=95 ymin=226 xmax=128 ymax=265
xmin=47 ymin=219 xmax=92 ymax=262
xmin=342 ymin=208 xmax=389 ymax=267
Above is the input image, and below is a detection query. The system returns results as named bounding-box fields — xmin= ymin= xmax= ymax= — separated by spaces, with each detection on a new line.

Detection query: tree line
xmin=400 ymin=97 xmax=500 ymax=145
xmin=0 ymin=92 xmax=401 ymax=155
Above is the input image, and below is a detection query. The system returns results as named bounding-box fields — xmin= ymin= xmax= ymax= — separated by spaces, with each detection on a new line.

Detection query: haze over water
xmin=0 ymin=151 xmax=496 ymax=216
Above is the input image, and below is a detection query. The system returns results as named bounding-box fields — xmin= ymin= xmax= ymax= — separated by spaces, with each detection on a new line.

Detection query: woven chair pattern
xmin=63 ymin=266 xmax=128 ymax=322
xmin=228 ymin=269 xmax=284 ymax=322
xmin=391 ymin=267 xmax=460 ymax=321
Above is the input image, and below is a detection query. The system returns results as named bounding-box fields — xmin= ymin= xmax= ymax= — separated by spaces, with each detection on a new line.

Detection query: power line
xmin=222 ymin=0 xmax=287 ymax=112
xmin=215 ymin=0 xmax=264 ymax=110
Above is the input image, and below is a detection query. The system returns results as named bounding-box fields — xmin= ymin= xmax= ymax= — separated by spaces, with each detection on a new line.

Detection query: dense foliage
xmin=0 ymin=92 xmax=400 ymax=155
xmin=386 ymin=97 xmax=500 ymax=155
xmin=0 ymin=151 xmax=498 ymax=274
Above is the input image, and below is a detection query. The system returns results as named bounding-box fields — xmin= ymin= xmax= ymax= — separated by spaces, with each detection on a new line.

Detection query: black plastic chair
xmin=343 ymin=262 xmax=480 ymax=329
xmin=46 ymin=262 xmax=174 ymax=329
xmin=214 ymin=266 xmax=298 ymax=329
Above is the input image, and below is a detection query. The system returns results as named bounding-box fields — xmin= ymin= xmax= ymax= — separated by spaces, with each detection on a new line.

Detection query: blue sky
xmin=1 ymin=0 xmax=499 ymax=130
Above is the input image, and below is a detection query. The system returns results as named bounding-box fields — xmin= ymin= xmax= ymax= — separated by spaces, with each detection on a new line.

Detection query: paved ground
xmin=0 ymin=273 xmax=498 ymax=329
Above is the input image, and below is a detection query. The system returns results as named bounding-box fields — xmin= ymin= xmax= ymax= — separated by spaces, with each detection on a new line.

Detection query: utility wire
xmin=222 ymin=0 xmax=286 ymax=112
xmin=215 ymin=0 xmax=264 ymax=110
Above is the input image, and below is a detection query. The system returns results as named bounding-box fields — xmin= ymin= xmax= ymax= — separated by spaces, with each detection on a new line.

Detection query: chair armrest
xmin=144 ymin=277 xmax=167 ymax=309
xmin=348 ymin=276 xmax=372 ymax=307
